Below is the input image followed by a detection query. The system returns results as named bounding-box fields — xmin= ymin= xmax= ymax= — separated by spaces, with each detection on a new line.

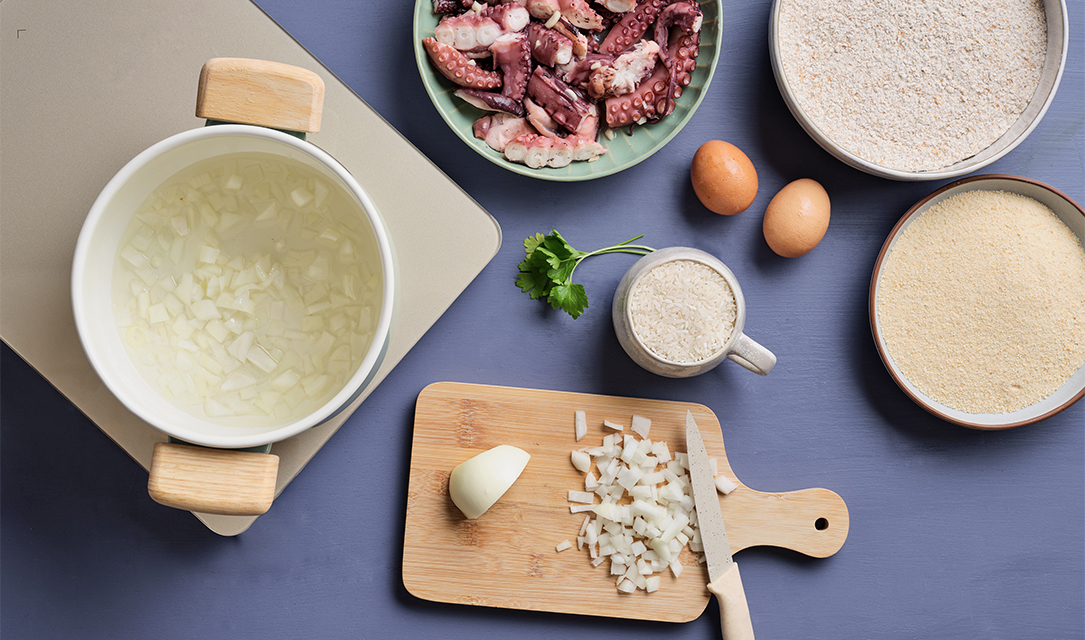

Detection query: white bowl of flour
xmin=769 ymin=0 xmax=1068 ymax=181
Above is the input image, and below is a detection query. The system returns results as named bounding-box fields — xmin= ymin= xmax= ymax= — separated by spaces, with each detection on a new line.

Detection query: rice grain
xmin=629 ymin=260 xmax=737 ymax=364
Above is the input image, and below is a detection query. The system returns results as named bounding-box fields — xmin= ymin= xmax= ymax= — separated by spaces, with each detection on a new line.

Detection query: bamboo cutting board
xmin=402 ymin=382 xmax=849 ymax=621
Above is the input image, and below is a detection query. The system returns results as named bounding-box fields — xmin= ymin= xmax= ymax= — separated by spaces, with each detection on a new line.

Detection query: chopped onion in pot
xmin=112 ymin=153 xmax=383 ymax=427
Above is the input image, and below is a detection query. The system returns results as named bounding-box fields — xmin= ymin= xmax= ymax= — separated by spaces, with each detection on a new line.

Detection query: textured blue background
xmin=3 ymin=0 xmax=1083 ymax=638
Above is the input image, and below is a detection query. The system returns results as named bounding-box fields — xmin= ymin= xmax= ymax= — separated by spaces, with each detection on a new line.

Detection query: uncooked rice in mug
xmin=777 ymin=0 xmax=1047 ymax=172
xmin=877 ymin=190 xmax=1085 ymax=414
xmin=629 ymin=260 xmax=737 ymax=364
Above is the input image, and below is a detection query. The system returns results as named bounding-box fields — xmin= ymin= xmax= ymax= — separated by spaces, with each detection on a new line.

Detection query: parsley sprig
xmin=516 ymin=230 xmax=654 ymax=319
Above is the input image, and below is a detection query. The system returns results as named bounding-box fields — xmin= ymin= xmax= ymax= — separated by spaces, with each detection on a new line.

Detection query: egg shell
xmin=763 ymin=178 xmax=830 ymax=258
xmin=690 ymin=140 xmax=758 ymax=216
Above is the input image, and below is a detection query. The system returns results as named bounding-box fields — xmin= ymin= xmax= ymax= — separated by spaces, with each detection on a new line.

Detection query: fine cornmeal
xmin=877 ymin=190 xmax=1085 ymax=414
xmin=777 ymin=0 xmax=1047 ymax=173
xmin=629 ymin=260 xmax=737 ymax=364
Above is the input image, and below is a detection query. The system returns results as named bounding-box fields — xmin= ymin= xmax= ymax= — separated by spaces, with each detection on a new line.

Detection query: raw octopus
xmin=422 ymin=0 xmax=705 ymax=169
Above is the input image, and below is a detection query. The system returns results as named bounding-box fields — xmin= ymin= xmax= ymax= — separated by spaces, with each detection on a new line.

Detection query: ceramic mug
xmin=612 ymin=247 xmax=776 ymax=378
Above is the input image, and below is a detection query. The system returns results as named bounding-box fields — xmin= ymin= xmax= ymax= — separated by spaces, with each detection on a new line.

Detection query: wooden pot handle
xmin=195 ymin=57 xmax=325 ymax=133
xmin=147 ymin=442 xmax=280 ymax=516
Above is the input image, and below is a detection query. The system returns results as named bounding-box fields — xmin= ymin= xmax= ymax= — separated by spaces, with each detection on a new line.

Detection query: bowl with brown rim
xmin=869 ymin=175 xmax=1085 ymax=429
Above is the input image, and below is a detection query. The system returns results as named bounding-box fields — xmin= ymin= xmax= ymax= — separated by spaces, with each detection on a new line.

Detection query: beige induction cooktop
xmin=0 ymin=0 xmax=501 ymax=535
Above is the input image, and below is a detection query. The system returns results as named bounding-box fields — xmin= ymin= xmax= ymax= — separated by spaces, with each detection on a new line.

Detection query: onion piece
xmin=574 ymin=409 xmax=587 ymax=441
xmin=630 ymin=414 xmax=651 ymax=438
xmin=448 ymin=445 xmax=531 ymax=519
xmin=566 ymin=417 xmax=707 ymax=595
xmin=568 ymin=490 xmax=595 ymax=504
xmin=715 ymin=475 xmax=738 ymax=495
xmin=571 ymin=449 xmax=591 ymax=473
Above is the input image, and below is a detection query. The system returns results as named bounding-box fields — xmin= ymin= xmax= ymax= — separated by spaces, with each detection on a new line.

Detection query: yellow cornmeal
xmin=877 ymin=190 xmax=1085 ymax=414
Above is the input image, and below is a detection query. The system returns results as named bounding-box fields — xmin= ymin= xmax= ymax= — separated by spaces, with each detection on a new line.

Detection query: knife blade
xmin=686 ymin=410 xmax=755 ymax=639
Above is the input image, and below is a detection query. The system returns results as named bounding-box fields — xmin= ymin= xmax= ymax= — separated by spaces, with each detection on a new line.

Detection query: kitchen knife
xmin=686 ymin=410 xmax=755 ymax=639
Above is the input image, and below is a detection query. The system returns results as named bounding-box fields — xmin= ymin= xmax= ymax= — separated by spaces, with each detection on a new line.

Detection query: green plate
xmin=413 ymin=0 xmax=722 ymax=181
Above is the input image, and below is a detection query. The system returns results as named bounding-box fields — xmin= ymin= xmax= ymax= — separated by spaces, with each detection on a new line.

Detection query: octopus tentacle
xmin=654 ymin=1 xmax=702 ymax=65
xmin=455 ymin=88 xmax=526 ymax=115
xmin=667 ymin=29 xmax=700 ymax=96
xmin=595 ymin=0 xmax=635 ymax=12
xmin=558 ymin=0 xmax=604 ymax=30
xmin=524 ymin=97 xmax=563 ymax=138
xmin=435 ymin=13 xmax=504 ymax=50
xmin=559 ymin=53 xmax=615 ymax=86
xmin=432 ymin=0 xmax=470 ymax=14
xmin=573 ymin=100 xmax=600 ymax=139
xmin=423 ymin=37 xmax=503 ymax=90
xmin=504 ymin=133 xmax=606 ymax=168
xmin=526 ymin=65 xmax=595 ymax=133
xmin=654 ymin=2 xmax=702 ymax=117
xmin=597 ymin=0 xmax=674 ymax=55
xmin=482 ymin=3 xmax=531 ymax=32
xmin=504 ymin=134 xmax=557 ymax=168
xmin=491 ymin=32 xmax=531 ymax=101
xmin=586 ymin=39 xmax=660 ymax=99
xmin=603 ymin=60 xmax=670 ymax=128
xmin=566 ymin=134 xmax=608 ymax=160
xmin=525 ymin=0 xmax=561 ymax=21
xmin=474 ymin=112 xmax=537 ymax=152
xmin=527 ymin=22 xmax=574 ymax=67
xmin=552 ymin=19 xmax=591 ymax=57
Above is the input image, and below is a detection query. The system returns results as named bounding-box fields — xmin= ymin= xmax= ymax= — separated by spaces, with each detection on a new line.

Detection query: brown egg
xmin=763 ymin=178 xmax=830 ymax=257
xmin=690 ymin=140 xmax=758 ymax=216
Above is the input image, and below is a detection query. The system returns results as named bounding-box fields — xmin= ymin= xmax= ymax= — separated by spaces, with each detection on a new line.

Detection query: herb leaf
xmin=549 ymin=282 xmax=589 ymax=319
xmin=515 ymin=262 xmax=552 ymax=299
xmin=516 ymin=229 xmax=654 ymax=319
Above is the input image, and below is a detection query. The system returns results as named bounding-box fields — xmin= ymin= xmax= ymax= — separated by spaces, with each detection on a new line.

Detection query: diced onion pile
xmin=564 ymin=412 xmax=735 ymax=595
xmin=112 ymin=154 xmax=381 ymax=424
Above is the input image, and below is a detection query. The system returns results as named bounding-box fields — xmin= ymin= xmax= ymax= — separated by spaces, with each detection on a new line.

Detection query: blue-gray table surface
xmin=3 ymin=1 xmax=1083 ymax=638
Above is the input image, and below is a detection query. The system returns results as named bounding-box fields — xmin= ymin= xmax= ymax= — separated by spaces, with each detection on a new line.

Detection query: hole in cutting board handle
xmin=815 ymin=517 xmax=829 ymax=531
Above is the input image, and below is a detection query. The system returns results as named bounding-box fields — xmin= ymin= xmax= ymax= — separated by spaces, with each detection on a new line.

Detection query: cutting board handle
xmin=723 ymin=486 xmax=849 ymax=559
xmin=195 ymin=57 xmax=325 ymax=133
xmin=147 ymin=442 xmax=280 ymax=516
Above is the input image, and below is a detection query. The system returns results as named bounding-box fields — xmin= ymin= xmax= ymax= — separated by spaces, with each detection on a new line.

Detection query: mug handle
xmin=727 ymin=333 xmax=777 ymax=376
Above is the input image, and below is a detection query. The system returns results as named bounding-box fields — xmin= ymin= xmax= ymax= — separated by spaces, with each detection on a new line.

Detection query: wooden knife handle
xmin=195 ymin=57 xmax=324 ymax=133
xmin=722 ymin=486 xmax=850 ymax=558
xmin=708 ymin=562 xmax=755 ymax=640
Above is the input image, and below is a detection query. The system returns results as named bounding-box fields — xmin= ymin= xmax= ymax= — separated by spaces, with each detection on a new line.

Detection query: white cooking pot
xmin=71 ymin=59 xmax=395 ymax=516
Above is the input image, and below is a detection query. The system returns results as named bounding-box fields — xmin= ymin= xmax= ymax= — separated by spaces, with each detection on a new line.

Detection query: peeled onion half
xmin=449 ymin=445 xmax=531 ymax=520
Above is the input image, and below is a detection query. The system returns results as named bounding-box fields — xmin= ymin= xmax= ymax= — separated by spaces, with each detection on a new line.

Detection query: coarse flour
xmin=778 ymin=0 xmax=1047 ymax=172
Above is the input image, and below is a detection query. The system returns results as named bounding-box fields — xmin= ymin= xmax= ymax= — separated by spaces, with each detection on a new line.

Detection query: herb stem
xmin=570 ymin=241 xmax=655 ymax=281
xmin=587 ymin=246 xmax=655 ymax=256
